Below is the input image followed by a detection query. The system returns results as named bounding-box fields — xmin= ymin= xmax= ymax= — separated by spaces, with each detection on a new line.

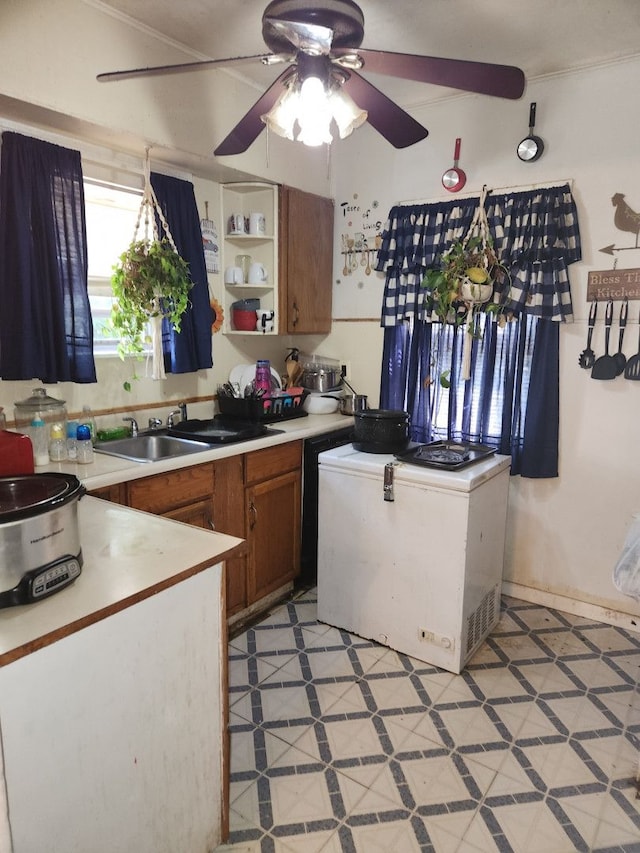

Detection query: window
xmin=84 ymin=179 xmax=143 ymax=355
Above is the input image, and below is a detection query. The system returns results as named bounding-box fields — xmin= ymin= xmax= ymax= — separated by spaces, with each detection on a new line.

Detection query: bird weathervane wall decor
xmin=587 ymin=191 xmax=640 ymax=302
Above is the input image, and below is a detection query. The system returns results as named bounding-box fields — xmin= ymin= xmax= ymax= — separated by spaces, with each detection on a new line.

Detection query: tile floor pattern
xmin=217 ymin=588 xmax=640 ymax=853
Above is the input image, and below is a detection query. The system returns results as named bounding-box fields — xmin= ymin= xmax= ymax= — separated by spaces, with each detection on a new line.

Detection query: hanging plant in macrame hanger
xmin=110 ymin=148 xmax=193 ymax=383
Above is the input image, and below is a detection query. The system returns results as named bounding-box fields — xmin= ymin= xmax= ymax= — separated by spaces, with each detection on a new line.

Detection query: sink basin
xmin=94 ymin=433 xmax=207 ymax=463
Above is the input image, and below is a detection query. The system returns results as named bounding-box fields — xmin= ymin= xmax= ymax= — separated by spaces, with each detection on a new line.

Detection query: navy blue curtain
xmin=150 ymin=172 xmax=213 ymax=373
xmin=0 ymin=131 xmax=96 ymax=383
xmin=381 ymin=316 xmax=559 ymax=477
xmin=378 ymin=185 xmax=580 ymax=478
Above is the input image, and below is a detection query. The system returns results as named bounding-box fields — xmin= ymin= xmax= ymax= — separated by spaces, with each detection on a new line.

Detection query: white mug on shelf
xmin=228 ymin=213 xmax=247 ymax=234
xmin=248 ymin=262 xmax=268 ymax=284
xmin=256 ymin=309 xmax=275 ymax=332
xmin=249 ymin=212 xmax=266 ymax=236
xmin=224 ymin=265 xmax=244 ymax=284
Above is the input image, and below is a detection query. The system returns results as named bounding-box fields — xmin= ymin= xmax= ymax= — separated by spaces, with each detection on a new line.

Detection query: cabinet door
xmin=279 ymin=186 xmax=334 ymax=334
xmin=246 ymin=469 xmax=301 ymax=605
xmin=164 ymin=499 xmax=214 ymax=529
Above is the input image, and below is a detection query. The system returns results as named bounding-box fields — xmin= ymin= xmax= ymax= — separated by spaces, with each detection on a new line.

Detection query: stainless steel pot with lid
xmin=0 ymin=473 xmax=84 ymax=608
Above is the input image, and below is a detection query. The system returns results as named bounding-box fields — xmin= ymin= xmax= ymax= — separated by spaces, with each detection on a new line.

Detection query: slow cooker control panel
xmin=31 ymin=558 xmax=82 ymax=600
xmin=0 ymin=554 xmax=83 ymax=608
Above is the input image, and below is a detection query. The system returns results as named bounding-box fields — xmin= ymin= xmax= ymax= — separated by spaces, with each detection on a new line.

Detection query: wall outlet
xmin=418 ymin=628 xmax=454 ymax=650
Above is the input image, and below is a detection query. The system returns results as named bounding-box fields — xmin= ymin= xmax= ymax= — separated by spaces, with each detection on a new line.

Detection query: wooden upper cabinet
xmin=278 ymin=185 xmax=334 ymax=334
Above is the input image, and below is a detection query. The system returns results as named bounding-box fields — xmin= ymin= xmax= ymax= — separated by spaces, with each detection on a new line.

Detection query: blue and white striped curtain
xmin=376 ymin=184 xmax=582 ymax=478
xmin=375 ymin=183 xmax=581 ymax=325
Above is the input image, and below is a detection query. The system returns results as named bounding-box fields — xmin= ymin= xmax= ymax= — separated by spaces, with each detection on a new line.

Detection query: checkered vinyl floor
xmin=217 ymin=589 xmax=640 ymax=852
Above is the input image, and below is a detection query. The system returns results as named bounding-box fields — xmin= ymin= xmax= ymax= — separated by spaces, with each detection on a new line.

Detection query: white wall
xmin=323 ymin=57 xmax=640 ymax=626
xmin=0 ymin=1 xmax=639 ymax=624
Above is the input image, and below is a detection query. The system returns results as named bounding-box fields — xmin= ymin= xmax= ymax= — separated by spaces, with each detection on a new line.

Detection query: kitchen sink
xmin=94 ymin=433 xmax=208 ymax=463
xmin=94 ymin=419 xmax=285 ymax=463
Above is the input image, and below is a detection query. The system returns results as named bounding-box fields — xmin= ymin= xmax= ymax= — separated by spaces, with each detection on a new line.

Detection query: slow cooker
xmin=0 ymin=473 xmax=85 ymax=608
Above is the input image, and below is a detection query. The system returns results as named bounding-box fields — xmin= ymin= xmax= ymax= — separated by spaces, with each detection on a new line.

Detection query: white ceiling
xmin=95 ymin=0 xmax=640 ymax=106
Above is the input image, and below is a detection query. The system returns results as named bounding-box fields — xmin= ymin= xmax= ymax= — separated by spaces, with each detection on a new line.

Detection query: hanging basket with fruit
xmin=421 ymin=187 xmax=509 ymax=379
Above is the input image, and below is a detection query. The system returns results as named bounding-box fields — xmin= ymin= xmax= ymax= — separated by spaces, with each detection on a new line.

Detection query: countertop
xmin=0 ymin=496 xmax=244 ymax=667
xmin=36 ymin=412 xmax=354 ymax=490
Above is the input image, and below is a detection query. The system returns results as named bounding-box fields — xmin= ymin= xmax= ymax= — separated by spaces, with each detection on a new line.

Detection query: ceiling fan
xmin=97 ymin=0 xmax=526 ymax=156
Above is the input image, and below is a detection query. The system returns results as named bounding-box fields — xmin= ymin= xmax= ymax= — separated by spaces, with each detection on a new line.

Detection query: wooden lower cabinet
xmin=87 ymin=482 xmax=126 ymax=504
xmin=212 ymin=455 xmax=247 ymax=617
xmin=90 ymin=440 xmax=303 ymax=622
xmin=246 ymin=469 xmax=301 ymax=604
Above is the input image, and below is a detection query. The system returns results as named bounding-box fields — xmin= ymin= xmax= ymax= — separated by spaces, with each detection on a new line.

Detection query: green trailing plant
xmin=420 ymin=234 xmax=509 ymax=327
xmin=110 ymin=238 xmax=193 ymax=388
xmin=421 ymin=233 xmax=511 ymax=385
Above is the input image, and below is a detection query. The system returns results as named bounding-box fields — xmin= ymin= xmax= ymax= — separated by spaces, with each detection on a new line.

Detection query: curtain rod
xmin=398 ymin=178 xmax=574 ymax=206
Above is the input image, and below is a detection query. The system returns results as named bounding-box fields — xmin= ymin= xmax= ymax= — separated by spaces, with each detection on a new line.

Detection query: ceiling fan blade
xmin=97 ymin=53 xmax=267 ymax=83
xmin=214 ymin=68 xmax=293 ymax=156
xmin=335 ymin=48 xmax=525 ymax=100
xmin=341 ymin=70 xmax=428 ymax=149
xmin=264 ymin=17 xmax=334 ymax=55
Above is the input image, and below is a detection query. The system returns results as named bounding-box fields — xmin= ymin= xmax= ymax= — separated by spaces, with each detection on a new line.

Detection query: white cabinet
xmin=221 ymin=182 xmax=279 ymax=336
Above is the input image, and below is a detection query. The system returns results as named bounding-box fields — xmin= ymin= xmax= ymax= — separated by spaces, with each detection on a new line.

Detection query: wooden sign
xmin=587 ymin=268 xmax=640 ymax=301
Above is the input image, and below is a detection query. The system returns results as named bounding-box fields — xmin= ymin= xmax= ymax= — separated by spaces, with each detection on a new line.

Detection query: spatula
xmin=591 ymin=300 xmax=617 ymax=380
xmin=578 ymin=301 xmax=597 ymax=369
xmin=624 ymin=308 xmax=640 ymax=380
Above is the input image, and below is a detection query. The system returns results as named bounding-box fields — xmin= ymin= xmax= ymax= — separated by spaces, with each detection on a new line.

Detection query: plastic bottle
xmin=76 ymin=424 xmax=94 ymax=464
xmin=66 ymin=420 xmax=79 ymax=461
xmin=254 ymin=359 xmax=272 ymax=393
xmin=0 ymin=407 xmax=6 ymax=430
xmin=81 ymin=405 xmax=96 ymax=444
xmin=31 ymin=417 xmax=50 ymax=466
xmin=48 ymin=423 xmax=68 ymax=462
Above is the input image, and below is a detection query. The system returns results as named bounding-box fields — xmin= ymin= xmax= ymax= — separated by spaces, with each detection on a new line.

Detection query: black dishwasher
xmin=299 ymin=426 xmax=354 ymax=587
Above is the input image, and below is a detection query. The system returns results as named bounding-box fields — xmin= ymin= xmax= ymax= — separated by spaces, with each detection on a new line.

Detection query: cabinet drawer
xmin=88 ymin=483 xmax=126 ymax=504
xmin=127 ymin=463 xmax=214 ymax=515
xmin=245 ymin=441 xmax=302 ymax=485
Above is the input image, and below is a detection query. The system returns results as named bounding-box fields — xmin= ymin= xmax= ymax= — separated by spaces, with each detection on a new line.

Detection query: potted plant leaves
xmin=421 ymin=191 xmax=510 ymax=379
xmin=109 ymin=155 xmax=192 ymax=387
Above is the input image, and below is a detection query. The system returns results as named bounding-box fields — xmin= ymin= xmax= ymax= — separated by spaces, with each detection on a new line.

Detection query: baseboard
xmin=502 ymin=581 xmax=640 ymax=634
xmin=227 ymin=582 xmax=294 ymax=636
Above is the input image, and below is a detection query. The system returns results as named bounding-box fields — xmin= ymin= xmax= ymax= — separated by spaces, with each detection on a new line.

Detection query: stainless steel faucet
xmin=122 ymin=416 xmax=138 ymax=437
xmin=166 ymin=403 xmax=188 ymax=428
xmin=148 ymin=417 xmax=163 ymax=430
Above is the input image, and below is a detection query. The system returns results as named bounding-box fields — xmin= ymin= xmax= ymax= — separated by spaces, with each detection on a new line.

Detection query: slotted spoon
xmin=578 ymin=301 xmax=597 ymax=369
xmin=624 ymin=308 xmax=640 ymax=380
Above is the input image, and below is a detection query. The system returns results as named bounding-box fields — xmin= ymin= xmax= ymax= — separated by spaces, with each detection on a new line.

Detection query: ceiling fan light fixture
xmin=295 ymin=75 xmax=333 ymax=146
xmin=262 ymin=84 xmax=299 ymax=140
xmin=328 ymin=85 xmax=367 ymax=138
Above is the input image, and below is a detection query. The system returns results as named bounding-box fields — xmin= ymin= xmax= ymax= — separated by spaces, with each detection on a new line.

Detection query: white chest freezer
xmin=317 ymin=444 xmax=511 ymax=674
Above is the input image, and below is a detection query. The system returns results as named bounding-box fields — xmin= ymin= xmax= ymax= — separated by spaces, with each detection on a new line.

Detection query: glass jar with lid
xmin=13 ymin=387 xmax=68 ymax=438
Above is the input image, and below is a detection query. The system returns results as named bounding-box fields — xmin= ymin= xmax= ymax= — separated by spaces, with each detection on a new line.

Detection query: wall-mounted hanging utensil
xmin=442 ymin=138 xmax=467 ymax=192
xmin=591 ymin=300 xmax=617 ymax=380
xmin=517 ymin=102 xmax=544 ymax=162
xmin=624 ymin=308 xmax=640 ymax=380
xmin=578 ymin=301 xmax=597 ymax=369
xmin=614 ymin=300 xmax=628 ymax=376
